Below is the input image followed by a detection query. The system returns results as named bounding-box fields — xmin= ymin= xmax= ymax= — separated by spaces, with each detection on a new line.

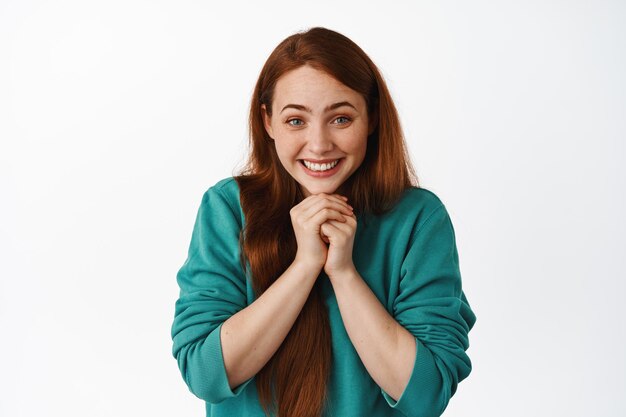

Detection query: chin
xmin=300 ymin=182 xmax=340 ymax=197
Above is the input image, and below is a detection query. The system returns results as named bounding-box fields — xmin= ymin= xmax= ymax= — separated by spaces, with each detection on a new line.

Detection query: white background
xmin=1 ymin=1 xmax=625 ymax=416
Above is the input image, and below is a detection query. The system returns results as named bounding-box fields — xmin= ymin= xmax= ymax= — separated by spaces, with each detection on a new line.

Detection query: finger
xmin=325 ymin=218 xmax=354 ymax=234
xmin=291 ymin=193 xmax=351 ymax=218
xmin=298 ymin=204 xmax=352 ymax=227
xmin=332 ymin=194 xmax=350 ymax=203
xmin=320 ymin=221 xmax=339 ymax=238
xmin=329 ymin=193 xmax=352 ymax=208
xmin=303 ymin=198 xmax=353 ymax=220
xmin=309 ymin=207 xmax=350 ymax=227
xmin=307 ymin=193 xmax=352 ymax=210
xmin=296 ymin=193 xmax=327 ymax=209
xmin=320 ymin=228 xmax=330 ymax=244
xmin=315 ymin=193 xmax=352 ymax=209
xmin=321 ymin=221 xmax=352 ymax=244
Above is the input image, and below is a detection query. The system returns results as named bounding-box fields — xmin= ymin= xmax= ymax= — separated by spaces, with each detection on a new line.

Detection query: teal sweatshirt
xmin=171 ymin=177 xmax=476 ymax=417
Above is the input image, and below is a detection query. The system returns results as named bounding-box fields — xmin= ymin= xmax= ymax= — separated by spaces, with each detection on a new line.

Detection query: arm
xmin=171 ymin=185 xmax=252 ymax=403
xmin=323 ymin=204 xmax=476 ymax=417
xmin=387 ymin=204 xmax=476 ymax=417
xmin=321 ymin=212 xmax=416 ymax=400
xmin=221 ymin=259 xmax=319 ymax=389
xmin=171 ymin=186 xmax=352 ymax=403
xmin=223 ymin=193 xmax=354 ymax=388
xmin=328 ymin=268 xmax=417 ymax=400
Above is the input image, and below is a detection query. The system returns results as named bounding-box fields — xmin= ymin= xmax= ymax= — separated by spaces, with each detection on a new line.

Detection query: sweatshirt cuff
xmin=188 ymin=322 xmax=254 ymax=402
xmin=380 ymin=337 xmax=445 ymax=417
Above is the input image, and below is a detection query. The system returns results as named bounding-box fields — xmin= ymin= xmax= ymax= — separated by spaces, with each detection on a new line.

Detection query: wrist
xmin=291 ymin=256 xmax=324 ymax=280
xmin=327 ymin=264 xmax=359 ymax=286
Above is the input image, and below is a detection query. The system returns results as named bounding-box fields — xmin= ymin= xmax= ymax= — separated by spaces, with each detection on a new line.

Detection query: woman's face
xmin=262 ymin=65 xmax=374 ymax=197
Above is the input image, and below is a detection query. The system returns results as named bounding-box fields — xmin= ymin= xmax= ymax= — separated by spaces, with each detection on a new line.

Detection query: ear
xmin=261 ymin=104 xmax=274 ymax=139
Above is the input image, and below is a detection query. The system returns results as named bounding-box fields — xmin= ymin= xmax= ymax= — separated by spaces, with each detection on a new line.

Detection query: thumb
xmin=320 ymin=223 xmax=330 ymax=244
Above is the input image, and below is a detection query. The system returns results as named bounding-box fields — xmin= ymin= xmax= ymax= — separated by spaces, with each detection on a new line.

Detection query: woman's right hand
xmin=290 ymin=193 xmax=354 ymax=271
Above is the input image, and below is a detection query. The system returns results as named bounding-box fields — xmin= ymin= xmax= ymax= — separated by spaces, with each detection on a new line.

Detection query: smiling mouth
xmin=300 ymin=159 xmax=341 ymax=172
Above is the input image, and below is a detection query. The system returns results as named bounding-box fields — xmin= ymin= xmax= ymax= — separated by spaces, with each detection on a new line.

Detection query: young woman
xmin=171 ymin=27 xmax=476 ymax=417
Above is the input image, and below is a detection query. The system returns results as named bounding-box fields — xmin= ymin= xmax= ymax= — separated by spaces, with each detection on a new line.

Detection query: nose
xmin=307 ymin=125 xmax=334 ymax=155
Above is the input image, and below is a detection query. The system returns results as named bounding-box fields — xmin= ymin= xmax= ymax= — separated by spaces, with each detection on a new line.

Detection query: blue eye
xmin=335 ymin=116 xmax=351 ymax=124
xmin=287 ymin=119 xmax=304 ymax=126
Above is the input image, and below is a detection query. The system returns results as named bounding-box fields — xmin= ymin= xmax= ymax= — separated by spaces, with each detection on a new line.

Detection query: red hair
xmin=235 ymin=26 xmax=418 ymax=417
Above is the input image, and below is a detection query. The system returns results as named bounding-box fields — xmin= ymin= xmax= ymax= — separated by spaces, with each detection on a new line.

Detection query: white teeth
xmin=303 ymin=159 xmax=339 ymax=171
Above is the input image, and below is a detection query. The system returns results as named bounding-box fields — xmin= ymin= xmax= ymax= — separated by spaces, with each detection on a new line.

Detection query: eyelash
xmin=335 ymin=116 xmax=351 ymax=125
xmin=286 ymin=116 xmax=351 ymax=127
xmin=287 ymin=119 xmax=304 ymax=127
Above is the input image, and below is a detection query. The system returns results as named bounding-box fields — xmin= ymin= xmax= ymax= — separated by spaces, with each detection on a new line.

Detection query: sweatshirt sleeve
xmin=170 ymin=184 xmax=253 ymax=403
xmin=381 ymin=204 xmax=476 ymax=417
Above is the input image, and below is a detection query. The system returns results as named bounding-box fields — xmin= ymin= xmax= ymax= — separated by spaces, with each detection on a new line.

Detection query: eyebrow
xmin=280 ymin=101 xmax=357 ymax=114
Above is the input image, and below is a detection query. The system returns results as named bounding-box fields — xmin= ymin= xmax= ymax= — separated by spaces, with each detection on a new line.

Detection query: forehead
xmin=273 ymin=66 xmax=365 ymax=109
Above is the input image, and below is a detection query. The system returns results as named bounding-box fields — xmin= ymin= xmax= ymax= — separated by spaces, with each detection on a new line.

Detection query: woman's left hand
xmin=320 ymin=212 xmax=357 ymax=278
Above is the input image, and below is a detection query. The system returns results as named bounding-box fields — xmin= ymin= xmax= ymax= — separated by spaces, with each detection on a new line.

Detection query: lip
xmin=300 ymin=158 xmax=342 ymax=163
xmin=299 ymin=158 xmax=343 ymax=177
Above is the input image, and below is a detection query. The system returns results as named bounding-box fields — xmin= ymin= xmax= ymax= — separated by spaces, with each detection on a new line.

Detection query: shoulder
xmin=399 ymin=186 xmax=444 ymax=207
xmin=360 ymin=186 xmax=448 ymax=237
xmin=201 ymin=177 xmax=244 ymax=226
xmin=209 ymin=177 xmax=241 ymax=199
xmin=389 ymin=186 xmax=446 ymax=221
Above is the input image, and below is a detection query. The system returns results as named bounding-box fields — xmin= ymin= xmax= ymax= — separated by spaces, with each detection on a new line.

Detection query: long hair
xmin=234 ymin=26 xmax=418 ymax=417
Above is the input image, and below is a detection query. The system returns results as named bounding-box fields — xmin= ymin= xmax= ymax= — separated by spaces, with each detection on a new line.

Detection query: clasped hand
xmin=289 ymin=193 xmax=357 ymax=278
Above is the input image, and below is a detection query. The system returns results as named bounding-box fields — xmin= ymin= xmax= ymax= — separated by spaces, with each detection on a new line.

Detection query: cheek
xmin=273 ymin=138 xmax=299 ymax=163
xmin=345 ymin=130 xmax=368 ymax=157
